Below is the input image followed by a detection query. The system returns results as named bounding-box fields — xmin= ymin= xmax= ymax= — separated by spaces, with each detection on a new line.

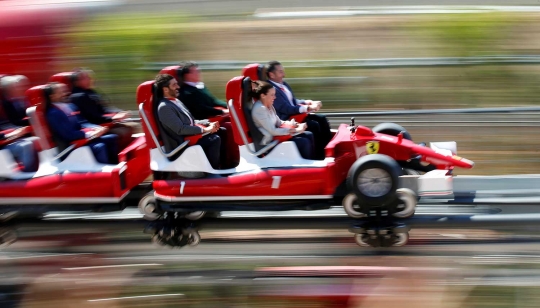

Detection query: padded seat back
xmin=242 ymin=63 xmax=267 ymax=81
xmin=159 ymin=66 xmax=182 ymax=80
xmin=225 ymin=76 xmax=249 ymax=146
xmin=136 ymin=81 xmax=161 ymax=150
xmin=26 ymin=86 xmax=55 ymax=151
xmin=50 ymin=72 xmax=76 ymax=91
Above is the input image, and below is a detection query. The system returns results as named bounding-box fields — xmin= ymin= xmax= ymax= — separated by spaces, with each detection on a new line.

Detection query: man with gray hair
xmin=0 ymin=76 xmax=37 ymax=172
xmin=0 ymin=75 xmax=30 ymax=126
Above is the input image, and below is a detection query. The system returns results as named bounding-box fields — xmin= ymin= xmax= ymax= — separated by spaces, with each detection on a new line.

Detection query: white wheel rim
xmin=354 ymin=234 xmax=371 ymax=247
xmin=393 ymin=233 xmax=408 ymax=247
xmin=139 ymin=194 xmax=160 ymax=221
xmin=357 ymin=168 xmax=392 ymax=197
xmin=342 ymin=193 xmax=366 ymax=218
xmin=392 ymin=188 xmax=417 ymax=219
xmin=188 ymin=232 xmax=201 ymax=247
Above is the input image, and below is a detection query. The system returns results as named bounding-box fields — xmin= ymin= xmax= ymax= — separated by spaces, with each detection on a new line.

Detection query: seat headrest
xmin=50 ymin=72 xmax=77 ymax=91
xmin=242 ymin=77 xmax=252 ymax=104
xmin=242 ymin=63 xmax=267 ymax=81
xmin=136 ymin=80 xmax=155 ymax=106
xmin=26 ymin=85 xmax=48 ymax=107
xmin=159 ymin=66 xmax=182 ymax=81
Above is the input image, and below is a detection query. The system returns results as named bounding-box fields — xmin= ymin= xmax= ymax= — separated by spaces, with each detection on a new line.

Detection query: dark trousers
xmin=89 ymin=133 xmax=119 ymax=164
xmin=305 ymin=113 xmax=332 ymax=159
xmin=216 ymin=122 xmax=240 ymax=169
xmin=291 ymin=131 xmax=315 ymax=160
xmin=196 ymin=134 xmax=221 ymax=169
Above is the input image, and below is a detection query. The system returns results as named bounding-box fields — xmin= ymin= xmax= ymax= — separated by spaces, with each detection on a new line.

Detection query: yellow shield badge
xmin=366 ymin=141 xmax=380 ymax=154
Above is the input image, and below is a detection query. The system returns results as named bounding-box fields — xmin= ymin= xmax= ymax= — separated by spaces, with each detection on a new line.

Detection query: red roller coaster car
xmin=137 ymin=73 xmax=474 ymax=242
xmin=0 ymin=85 xmax=151 ymax=215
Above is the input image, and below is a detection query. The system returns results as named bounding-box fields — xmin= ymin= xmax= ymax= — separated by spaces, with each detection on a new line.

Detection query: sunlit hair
xmin=265 ymin=60 xmax=281 ymax=78
xmin=0 ymin=75 xmax=29 ymax=90
xmin=44 ymin=82 xmax=62 ymax=110
xmin=178 ymin=61 xmax=198 ymax=81
xmin=154 ymin=74 xmax=175 ymax=99
xmin=73 ymin=67 xmax=94 ymax=81
xmin=250 ymin=80 xmax=274 ymax=100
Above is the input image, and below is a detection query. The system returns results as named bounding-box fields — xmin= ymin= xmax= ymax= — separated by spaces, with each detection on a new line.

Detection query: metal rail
xmin=140 ymin=56 xmax=540 ymax=72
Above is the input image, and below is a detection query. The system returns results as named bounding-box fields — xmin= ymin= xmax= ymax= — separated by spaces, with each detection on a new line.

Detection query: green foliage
xmin=422 ymin=13 xmax=516 ymax=57
xmin=64 ymin=13 xmax=189 ymax=108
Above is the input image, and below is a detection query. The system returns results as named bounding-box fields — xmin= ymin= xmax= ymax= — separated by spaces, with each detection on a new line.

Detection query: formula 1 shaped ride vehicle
xmin=137 ymin=75 xmax=474 ymax=248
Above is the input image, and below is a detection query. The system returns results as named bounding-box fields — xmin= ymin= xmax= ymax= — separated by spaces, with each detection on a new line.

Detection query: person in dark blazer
xmin=177 ymin=61 xmax=239 ymax=168
xmin=69 ymin=68 xmax=133 ymax=150
xmin=265 ymin=60 xmax=332 ymax=160
xmin=154 ymin=74 xmax=222 ymax=169
xmin=0 ymin=75 xmax=30 ymax=126
xmin=0 ymin=101 xmax=37 ymax=172
xmin=45 ymin=82 xmax=118 ymax=164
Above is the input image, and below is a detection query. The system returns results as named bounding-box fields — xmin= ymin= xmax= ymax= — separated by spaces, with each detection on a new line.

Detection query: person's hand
xmin=112 ymin=111 xmax=128 ymax=121
xmin=295 ymin=123 xmax=307 ymax=133
xmin=287 ymin=119 xmax=298 ymax=128
xmin=203 ymin=122 xmax=219 ymax=134
xmin=310 ymin=101 xmax=322 ymax=112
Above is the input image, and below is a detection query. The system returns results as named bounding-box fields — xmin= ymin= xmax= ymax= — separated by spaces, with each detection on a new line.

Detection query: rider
xmin=250 ymin=80 xmax=314 ymax=159
xmin=154 ymin=74 xmax=222 ymax=169
xmin=265 ymin=60 xmax=332 ymax=160
xmin=45 ymin=82 xmax=119 ymax=164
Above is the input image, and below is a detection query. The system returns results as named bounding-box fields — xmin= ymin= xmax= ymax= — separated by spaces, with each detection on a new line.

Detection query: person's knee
xmin=306 ymin=120 xmax=320 ymax=132
xmin=302 ymin=131 xmax=314 ymax=141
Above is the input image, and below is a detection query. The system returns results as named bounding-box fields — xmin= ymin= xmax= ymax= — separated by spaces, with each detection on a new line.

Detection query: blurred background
xmin=3 ymin=0 xmax=540 ymax=307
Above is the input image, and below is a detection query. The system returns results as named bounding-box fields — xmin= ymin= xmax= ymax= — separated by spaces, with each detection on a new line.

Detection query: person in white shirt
xmin=265 ymin=60 xmax=332 ymax=160
xmin=250 ymin=80 xmax=314 ymax=160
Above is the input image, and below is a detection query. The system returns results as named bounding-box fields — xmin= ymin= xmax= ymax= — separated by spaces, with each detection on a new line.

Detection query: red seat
xmin=241 ymin=63 xmax=266 ymax=81
xmin=241 ymin=63 xmax=307 ymax=123
xmin=225 ymin=76 xmax=292 ymax=155
xmin=136 ymin=81 xmax=203 ymax=156
xmin=159 ymin=66 xmax=182 ymax=80
xmin=49 ymin=72 xmax=76 ymax=92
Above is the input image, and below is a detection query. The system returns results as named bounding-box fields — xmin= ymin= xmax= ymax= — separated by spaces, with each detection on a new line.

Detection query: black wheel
xmin=372 ymin=122 xmax=412 ymax=140
xmin=347 ymin=154 xmax=402 ymax=208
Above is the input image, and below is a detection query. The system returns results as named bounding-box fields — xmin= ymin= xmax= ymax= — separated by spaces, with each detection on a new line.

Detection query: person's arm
xmin=181 ymin=91 xmax=223 ymax=118
xmin=203 ymin=87 xmax=228 ymax=108
xmin=272 ymin=88 xmax=304 ymax=119
xmin=71 ymin=93 xmax=112 ymax=124
xmin=252 ymin=103 xmax=290 ymax=136
xmin=46 ymin=109 xmax=85 ymax=141
xmin=2 ymin=101 xmax=29 ymax=126
xmin=158 ymin=103 xmax=203 ymax=136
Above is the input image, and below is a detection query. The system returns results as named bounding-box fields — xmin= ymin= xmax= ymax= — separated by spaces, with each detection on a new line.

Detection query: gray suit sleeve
xmin=252 ymin=103 xmax=290 ymax=136
xmin=158 ymin=103 xmax=204 ymax=136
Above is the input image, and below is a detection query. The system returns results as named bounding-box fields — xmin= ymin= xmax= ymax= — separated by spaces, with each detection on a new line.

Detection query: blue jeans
xmin=291 ymin=131 xmax=315 ymax=160
xmin=89 ymin=134 xmax=119 ymax=164
xmin=6 ymin=139 xmax=37 ymax=172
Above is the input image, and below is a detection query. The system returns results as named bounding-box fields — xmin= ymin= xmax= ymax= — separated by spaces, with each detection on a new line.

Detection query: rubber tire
xmin=138 ymin=191 xmax=160 ymax=221
xmin=347 ymin=154 xmax=402 ymax=208
xmin=372 ymin=122 xmax=412 ymax=140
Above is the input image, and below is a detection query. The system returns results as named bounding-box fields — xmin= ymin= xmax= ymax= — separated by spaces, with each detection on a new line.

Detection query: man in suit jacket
xmin=45 ymin=83 xmax=118 ymax=164
xmin=0 ymin=75 xmax=30 ymax=126
xmin=265 ymin=60 xmax=332 ymax=160
xmin=177 ymin=61 xmax=239 ymax=168
xmin=70 ymin=68 xmax=133 ymax=150
xmin=154 ymin=74 xmax=222 ymax=169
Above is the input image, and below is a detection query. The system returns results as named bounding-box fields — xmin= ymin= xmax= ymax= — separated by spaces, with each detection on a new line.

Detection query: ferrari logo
xmin=366 ymin=141 xmax=379 ymax=154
